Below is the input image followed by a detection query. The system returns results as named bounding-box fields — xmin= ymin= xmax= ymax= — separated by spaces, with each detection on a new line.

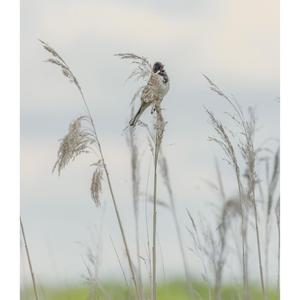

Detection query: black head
xmin=153 ymin=62 xmax=164 ymax=73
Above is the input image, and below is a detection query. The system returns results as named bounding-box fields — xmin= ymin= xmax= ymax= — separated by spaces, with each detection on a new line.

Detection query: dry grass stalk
xmin=275 ymin=198 xmax=280 ymax=294
xmin=40 ymin=40 xmax=140 ymax=299
xmin=205 ymin=108 xmax=249 ymax=298
xmin=20 ymin=218 xmax=39 ymax=300
xmin=79 ymin=229 xmax=111 ymax=300
xmin=126 ymin=106 xmax=144 ymax=299
xmin=144 ymin=161 xmax=153 ymax=300
xmin=151 ymin=104 xmax=166 ymax=300
xmin=214 ymin=159 xmax=226 ymax=203
xmin=118 ymin=53 xmax=166 ymax=300
xmin=263 ymin=147 xmax=280 ymax=295
xmin=110 ymin=236 xmax=130 ymax=292
xmin=241 ymin=109 xmax=265 ymax=297
xmin=187 ymin=195 xmax=240 ymax=300
xmin=267 ymin=149 xmax=280 ymax=216
xmin=204 ymin=74 xmax=269 ymax=299
xmin=159 ymin=152 xmax=196 ymax=300
xmin=82 ymin=245 xmax=102 ymax=300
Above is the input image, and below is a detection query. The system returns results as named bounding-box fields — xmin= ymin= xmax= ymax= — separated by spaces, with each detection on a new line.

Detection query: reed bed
xmin=21 ymin=42 xmax=279 ymax=300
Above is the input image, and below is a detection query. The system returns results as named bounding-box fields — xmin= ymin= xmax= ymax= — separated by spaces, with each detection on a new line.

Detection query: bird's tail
xmin=129 ymin=103 xmax=148 ymax=127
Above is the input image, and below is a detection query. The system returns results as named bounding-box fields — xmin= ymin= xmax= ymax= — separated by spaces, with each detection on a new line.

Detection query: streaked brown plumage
xmin=130 ymin=62 xmax=169 ymax=126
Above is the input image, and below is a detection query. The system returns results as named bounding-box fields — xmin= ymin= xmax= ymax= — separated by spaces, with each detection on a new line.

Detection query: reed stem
xmin=20 ymin=218 xmax=39 ymax=300
xmin=151 ymin=130 xmax=159 ymax=300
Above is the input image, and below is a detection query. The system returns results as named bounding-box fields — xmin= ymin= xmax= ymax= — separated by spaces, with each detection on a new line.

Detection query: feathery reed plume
xmin=52 ymin=116 xmax=96 ymax=173
xmin=90 ymin=162 xmax=103 ymax=207
xmin=115 ymin=53 xmax=152 ymax=82
xmin=40 ymin=40 xmax=139 ymax=299
xmin=20 ymin=218 xmax=39 ymax=300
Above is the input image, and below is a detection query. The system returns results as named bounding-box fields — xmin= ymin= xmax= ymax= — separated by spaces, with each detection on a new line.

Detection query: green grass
xmin=21 ymin=281 xmax=279 ymax=300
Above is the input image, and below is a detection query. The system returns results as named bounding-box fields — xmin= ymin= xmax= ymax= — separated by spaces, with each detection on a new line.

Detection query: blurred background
xmin=21 ymin=0 xmax=279 ymax=289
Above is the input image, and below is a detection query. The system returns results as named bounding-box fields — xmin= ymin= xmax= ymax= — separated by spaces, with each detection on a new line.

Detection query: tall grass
xmin=40 ymin=40 xmax=140 ymax=299
xmin=151 ymin=106 xmax=166 ymax=300
xmin=116 ymin=53 xmax=166 ymax=300
xmin=20 ymin=218 xmax=39 ymax=300
xmin=126 ymin=106 xmax=144 ymax=299
xmin=32 ymin=42 xmax=280 ymax=300
xmin=205 ymin=105 xmax=249 ymax=298
xmin=159 ymin=152 xmax=196 ymax=300
xmin=203 ymin=75 xmax=277 ymax=300
xmin=264 ymin=148 xmax=280 ymax=296
xmin=275 ymin=198 xmax=280 ymax=295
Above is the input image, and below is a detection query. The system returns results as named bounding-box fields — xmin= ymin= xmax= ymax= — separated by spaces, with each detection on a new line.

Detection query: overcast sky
xmin=21 ymin=0 xmax=279 ymax=286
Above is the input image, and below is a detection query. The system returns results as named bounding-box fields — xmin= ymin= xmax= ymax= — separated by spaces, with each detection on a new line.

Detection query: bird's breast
xmin=158 ymin=76 xmax=170 ymax=98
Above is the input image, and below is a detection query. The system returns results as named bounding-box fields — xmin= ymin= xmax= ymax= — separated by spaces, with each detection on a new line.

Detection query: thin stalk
xmin=41 ymin=42 xmax=139 ymax=298
xmin=235 ymin=171 xmax=249 ymax=300
xmin=151 ymin=131 xmax=159 ymax=300
xmin=243 ymin=122 xmax=265 ymax=298
xmin=252 ymin=190 xmax=265 ymax=296
xmin=265 ymin=148 xmax=280 ymax=298
xmin=214 ymin=223 xmax=227 ymax=300
xmin=20 ymin=218 xmax=39 ymax=300
xmin=169 ymin=192 xmax=195 ymax=299
xmin=277 ymin=225 xmax=280 ymax=295
xmin=134 ymin=209 xmax=143 ymax=298
xmin=275 ymin=199 xmax=280 ymax=295
xmin=151 ymin=106 xmax=165 ymax=300
xmin=110 ymin=236 xmax=130 ymax=291
xmin=127 ymin=114 xmax=144 ymax=299
xmin=159 ymin=153 xmax=195 ymax=299
xmin=80 ymin=89 xmax=139 ymax=298
xmin=144 ymin=160 xmax=153 ymax=299
xmin=258 ymin=178 xmax=270 ymax=298
xmin=265 ymin=213 xmax=271 ymax=299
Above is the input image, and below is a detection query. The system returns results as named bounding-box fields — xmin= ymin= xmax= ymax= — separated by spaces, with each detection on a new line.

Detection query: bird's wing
xmin=141 ymin=73 xmax=160 ymax=103
xmin=141 ymin=86 xmax=154 ymax=103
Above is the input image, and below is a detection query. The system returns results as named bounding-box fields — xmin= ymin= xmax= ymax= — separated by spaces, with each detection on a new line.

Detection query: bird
xmin=129 ymin=62 xmax=170 ymax=127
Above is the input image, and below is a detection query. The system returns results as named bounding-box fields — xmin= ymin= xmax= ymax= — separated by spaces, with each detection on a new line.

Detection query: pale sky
xmin=21 ymin=0 xmax=279 ymax=286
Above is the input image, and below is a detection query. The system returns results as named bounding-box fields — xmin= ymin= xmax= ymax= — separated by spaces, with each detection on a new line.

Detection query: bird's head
xmin=153 ymin=62 xmax=165 ymax=74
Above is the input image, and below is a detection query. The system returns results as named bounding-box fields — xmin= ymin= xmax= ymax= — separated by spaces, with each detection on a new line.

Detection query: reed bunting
xmin=129 ymin=62 xmax=170 ymax=126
